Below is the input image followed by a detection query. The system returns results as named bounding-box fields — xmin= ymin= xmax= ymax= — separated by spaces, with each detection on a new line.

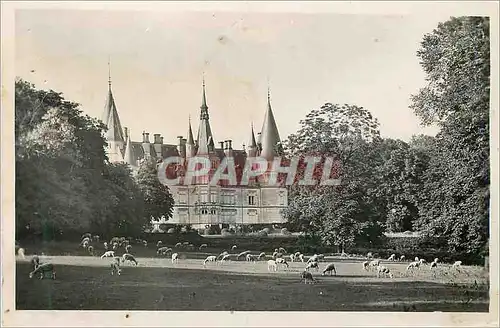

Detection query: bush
xmin=197 ymin=228 xmax=205 ymax=235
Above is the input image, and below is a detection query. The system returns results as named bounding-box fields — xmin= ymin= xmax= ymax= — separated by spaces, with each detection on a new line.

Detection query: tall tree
xmin=282 ymin=103 xmax=385 ymax=251
xmin=136 ymin=159 xmax=175 ymax=222
xmin=410 ymin=17 xmax=490 ymax=255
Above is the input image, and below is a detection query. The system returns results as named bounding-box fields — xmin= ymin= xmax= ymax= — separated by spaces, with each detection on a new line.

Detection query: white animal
xmin=125 ymin=245 xmax=132 ymax=253
xmin=103 ymin=242 xmax=109 ymax=251
xmin=275 ymin=257 xmax=289 ymax=268
xmin=199 ymin=244 xmax=208 ymax=250
xmin=362 ymin=261 xmax=370 ymax=271
xmin=101 ymin=251 xmax=115 ymax=258
xmin=298 ymin=254 xmax=305 ymax=262
xmin=175 ymin=242 xmax=182 ymax=247
xmin=377 ymin=265 xmax=393 ymax=278
xmin=80 ymin=237 xmax=90 ymax=245
xmin=406 ymin=261 xmax=421 ymax=270
xmin=157 ymin=247 xmax=172 ymax=255
xmin=171 ymin=253 xmax=179 ymax=263
xmin=203 ymin=255 xmax=217 ymax=266
xmin=219 ymin=254 xmax=231 ymax=263
xmin=387 ymin=254 xmax=396 ymax=261
xmin=306 ymin=261 xmax=319 ymax=271
xmin=267 ymin=259 xmax=278 ymax=272
xmin=246 ymin=254 xmax=256 ymax=262
xmin=122 ymin=253 xmax=138 ymax=265
xmin=258 ymin=252 xmax=266 ymax=260
xmin=414 ymin=257 xmax=419 ymax=262
xmin=294 ymin=251 xmax=301 ymax=257
xmin=142 ymin=240 xmax=148 ymax=247
xmin=237 ymin=251 xmax=251 ymax=259
xmin=156 ymin=241 xmax=163 ymax=248
xmin=110 ymin=262 xmax=121 ymax=276
xmin=82 ymin=240 xmax=89 ymax=249
xmin=17 ymin=247 xmax=25 ymax=259
xmin=322 ymin=263 xmax=337 ymax=276
xmin=369 ymin=259 xmax=381 ymax=267
xmin=430 ymin=260 xmax=438 ymax=269
xmin=453 ymin=261 xmax=462 ymax=267
xmin=399 ymin=255 xmax=406 ymax=261
xmin=289 ymin=253 xmax=296 ymax=262
xmin=231 ymin=245 xmax=237 ymax=251
xmin=272 ymin=251 xmax=279 ymax=259
xmin=419 ymin=258 xmax=427 ymax=265
xmin=278 ymin=247 xmax=287 ymax=254
xmin=300 ymin=270 xmax=315 ymax=284
xmin=217 ymin=251 xmax=229 ymax=260
xmin=29 ymin=263 xmax=56 ymax=280
xmin=307 ymin=254 xmax=319 ymax=263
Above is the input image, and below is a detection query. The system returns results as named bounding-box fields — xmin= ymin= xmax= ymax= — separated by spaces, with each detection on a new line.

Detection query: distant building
xmin=102 ymin=74 xmax=288 ymax=228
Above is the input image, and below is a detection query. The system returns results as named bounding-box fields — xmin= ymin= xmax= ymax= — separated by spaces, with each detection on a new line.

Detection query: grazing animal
xmin=300 ymin=270 xmax=315 ymax=284
xmin=17 ymin=247 xmax=25 ymax=259
xmin=362 ymin=261 xmax=370 ymax=271
xmin=101 ymin=251 xmax=115 ymax=258
xmin=272 ymin=251 xmax=279 ymax=259
xmin=387 ymin=254 xmax=396 ymax=261
xmin=182 ymin=242 xmax=190 ymax=247
xmin=419 ymin=258 xmax=427 ymax=265
xmin=156 ymin=241 xmax=163 ymax=248
xmin=237 ymin=251 xmax=251 ymax=260
xmin=103 ymin=242 xmax=109 ymax=251
xmin=82 ymin=240 xmax=89 ymax=249
xmin=278 ymin=247 xmax=287 ymax=254
xmin=231 ymin=245 xmax=238 ymax=251
xmin=430 ymin=260 xmax=438 ymax=269
xmin=414 ymin=257 xmax=420 ymax=262
xmin=203 ymin=255 xmax=217 ymax=266
xmin=246 ymin=254 xmax=256 ymax=262
xmin=298 ymin=254 xmax=305 ymax=262
xmin=29 ymin=263 xmax=56 ymax=280
xmin=110 ymin=261 xmax=121 ymax=276
xmin=322 ymin=263 xmax=337 ymax=276
xmin=81 ymin=233 xmax=92 ymax=240
xmin=157 ymin=247 xmax=172 ymax=255
xmin=199 ymin=244 xmax=208 ymax=250
xmin=399 ymin=255 xmax=406 ymax=262
xmin=275 ymin=257 xmax=289 ymax=268
xmin=125 ymin=245 xmax=132 ymax=253
xmin=217 ymin=251 xmax=229 ymax=260
xmin=175 ymin=242 xmax=182 ymax=248
xmin=306 ymin=261 xmax=319 ymax=271
xmin=258 ymin=252 xmax=266 ymax=260
xmin=122 ymin=253 xmax=138 ymax=265
xmin=267 ymin=260 xmax=278 ymax=272
xmin=453 ymin=261 xmax=462 ymax=267
xmin=142 ymin=240 xmax=148 ymax=247
xmin=369 ymin=259 xmax=381 ymax=267
xmin=307 ymin=254 xmax=319 ymax=263
xmin=87 ymin=246 xmax=94 ymax=255
xmin=112 ymin=242 xmax=118 ymax=250
xmin=219 ymin=254 xmax=231 ymax=263
xmin=406 ymin=261 xmax=421 ymax=270
xmin=377 ymin=265 xmax=393 ymax=278
xmin=171 ymin=253 xmax=179 ymax=263
xmin=367 ymin=252 xmax=373 ymax=259
xmin=289 ymin=253 xmax=296 ymax=262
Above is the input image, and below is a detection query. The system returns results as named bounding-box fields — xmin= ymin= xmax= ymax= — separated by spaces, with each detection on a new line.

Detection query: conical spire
xmin=259 ymin=86 xmax=281 ymax=160
xmin=123 ymin=133 xmax=134 ymax=166
xmin=187 ymin=115 xmax=195 ymax=145
xmin=102 ymin=59 xmax=124 ymax=143
xmin=250 ymin=123 xmax=257 ymax=148
xmin=196 ymin=76 xmax=214 ymax=154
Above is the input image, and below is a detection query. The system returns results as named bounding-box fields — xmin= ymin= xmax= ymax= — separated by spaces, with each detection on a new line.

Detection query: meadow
xmin=16 ymin=245 xmax=489 ymax=312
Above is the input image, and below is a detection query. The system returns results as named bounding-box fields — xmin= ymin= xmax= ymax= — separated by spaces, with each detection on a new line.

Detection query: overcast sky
xmin=14 ymin=7 xmax=451 ymax=148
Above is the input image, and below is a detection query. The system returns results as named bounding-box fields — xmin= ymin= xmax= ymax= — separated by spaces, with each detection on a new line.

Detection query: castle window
xmin=248 ymin=195 xmax=255 ymax=205
xmin=210 ymin=208 xmax=217 ymax=215
xmin=201 ymin=208 xmax=208 ymax=215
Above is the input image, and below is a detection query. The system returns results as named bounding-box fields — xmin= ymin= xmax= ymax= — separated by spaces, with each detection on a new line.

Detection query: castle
xmin=102 ymin=74 xmax=288 ymax=230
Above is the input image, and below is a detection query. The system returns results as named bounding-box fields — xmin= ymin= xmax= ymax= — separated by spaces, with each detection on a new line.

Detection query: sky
xmin=14 ymin=7 xmax=450 ymax=148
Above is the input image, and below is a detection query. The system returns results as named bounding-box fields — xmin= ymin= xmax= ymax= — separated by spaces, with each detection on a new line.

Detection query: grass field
xmin=16 ymin=253 xmax=489 ymax=311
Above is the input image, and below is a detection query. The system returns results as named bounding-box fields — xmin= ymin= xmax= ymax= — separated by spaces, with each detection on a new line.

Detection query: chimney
xmin=142 ymin=131 xmax=150 ymax=143
xmin=124 ymin=127 xmax=129 ymax=141
xmin=224 ymin=140 xmax=229 ymax=150
xmin=160 ymin=136 xmax=164 ymax=144
xmin=154 ymin=134 xmax=162 ymax=144
xmin=228 ymin=140 xmax=232 ymax=150
xmin=177 ymin=136 xmax=185 ymax=158
xmin=219 ymin=141 xmax=224 ymax=150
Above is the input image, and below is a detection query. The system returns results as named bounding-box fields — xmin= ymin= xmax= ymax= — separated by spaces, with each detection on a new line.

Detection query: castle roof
xmin=259 ymin=87 xmax=281 ymax=160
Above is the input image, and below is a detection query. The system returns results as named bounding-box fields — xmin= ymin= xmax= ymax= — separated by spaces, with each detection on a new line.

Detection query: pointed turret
xmin=123 ymin=133 xmax=135 ymax=166
xmin=259 ymin=87 xmax=281 ymax=160
xmin=246 ymin=123 xmax=258 ymax=157
xmin=196 ymin=77 xmax=215 ymax=155
xmin=186 ymin=116 xmax=196 ymax=159
xmin=102 ymin=59 xmax=125 ymax=162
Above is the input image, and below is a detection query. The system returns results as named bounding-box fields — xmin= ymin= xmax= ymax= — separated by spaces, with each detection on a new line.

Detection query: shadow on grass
xmin=16 ymin=263 xmax=489 ymax=312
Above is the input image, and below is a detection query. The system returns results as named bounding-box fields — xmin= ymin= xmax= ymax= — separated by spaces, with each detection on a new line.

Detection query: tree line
xmin=282 ymin=16 xmax=490 ymax=258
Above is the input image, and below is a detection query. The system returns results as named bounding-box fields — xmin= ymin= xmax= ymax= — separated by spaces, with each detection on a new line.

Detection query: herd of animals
xmin=18 ymin=233 xmax=465 ymax=284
